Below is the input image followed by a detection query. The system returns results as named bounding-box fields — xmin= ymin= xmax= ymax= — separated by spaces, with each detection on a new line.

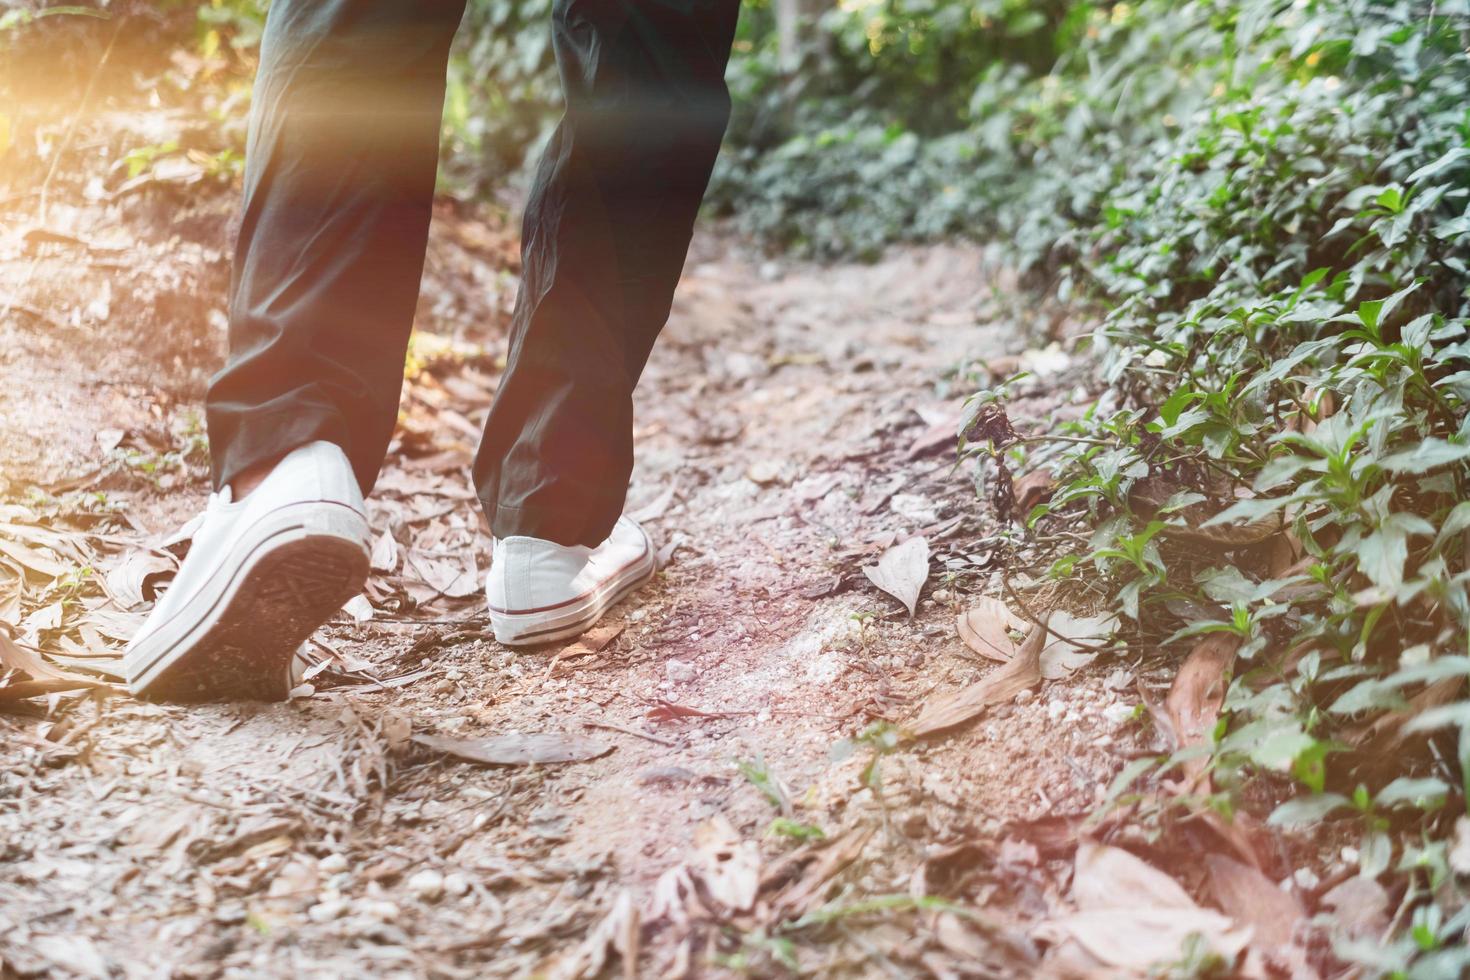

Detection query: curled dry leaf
xmin=1042 ymin=843 xmax=1252 ymax=972
xmin=1205 ymin=854 xmax=1304 ymax=951
xmin=862 ymin=535 xmax=929 ymax=616
xmin=693 ymin=815 xmax=761 ymax=913
xmin=1166 ymin=633 xmax=1239 ymax=786
xmin=413 ymin=732 xmax=614 ymax=766
xmin=103 ymin=550 xmax=177 ymax=610
xmin=370 ymin=530 xmax=399 ymax=573
xmin=1038 ymin=611 xmax=1118 ymax=680
xmin=912 ymin=617 xmax=1048 ymax=737
xmin=628 ymin=485 xmax=676 ymax=523
xmin=769 ymin=823 xmax=875 ymax=921
xmin=0 ymin=630 xmax=119 ymax=703
xmin=546 ymin=888 xmax=640 ymax=980
xmin=955 ymin=597 xmax=1025 ymax=662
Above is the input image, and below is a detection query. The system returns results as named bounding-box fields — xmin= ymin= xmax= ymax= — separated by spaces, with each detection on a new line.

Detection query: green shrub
xmin=949 ymin=2 xmax=1470 ymax=971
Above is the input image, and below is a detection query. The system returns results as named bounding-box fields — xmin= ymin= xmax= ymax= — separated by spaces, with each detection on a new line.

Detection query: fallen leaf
xmin=0 ymin=631 xmax=118 ymax=703
xmin=1012 ymin=469 xmax=1055 ymax=515
xmin=103 ymin=550 xmax=176 ymax=609
xmin=30 ymin=935 xmax=108 ymax=979
xmin=0 ymin=536 xmax=69 ymax=579
xmin=863 ymin=536 xmax=929 ymax=616
xmin=693 ymin=816 xmax=761 ymax=913
xmin=543 ymin=623 xmax=625 ymax=678
xmin=414 ymin=733 xmax=614 ymax=766
xmin=341 ymin=595 xmax=374 ymax=623
xmin=1038 ymin=611 xmax=1118 ymax=680
xmin=1205 ymin=854 xmax=1303 ymax=950
xmin=370 ymin=530 xmax=399 ymax=572
xmin=406 ymin=551 xmax=480 ymax=599
xmin=911 ymin=618 xmax=1047 ymax=737
xmin=628 ymin=486 xmax=676 ymax=523
xmin=546 ymin=888 xmax=640 ymax=980
xmin=1166 ymin=634 xmax=1239 ymax=786
xmin=770 ymin=824 xmax=875 ymax=920
xmin=956 ymin=597 xmax=1025 ymax=662
xmin=1044 ymin=843 xmax=1252 ymax=971
xmin=1319 ymin=876 xmax=1389 ymax=938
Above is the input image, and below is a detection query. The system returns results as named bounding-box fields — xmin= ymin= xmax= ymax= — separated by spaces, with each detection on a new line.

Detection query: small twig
xmin=1002 ymin=575 xmax=1111 ymax=653
xmin=583 ymin=720 xmax=676 ymax=748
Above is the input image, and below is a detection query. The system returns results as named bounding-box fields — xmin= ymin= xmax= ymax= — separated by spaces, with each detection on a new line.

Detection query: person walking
xmin=124 ymin=0 xmax=740 ymax=701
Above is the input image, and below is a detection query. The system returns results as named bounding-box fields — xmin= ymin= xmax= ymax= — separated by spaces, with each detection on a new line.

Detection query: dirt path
xmin=1 ymin=191 xmax=1150 ymax=976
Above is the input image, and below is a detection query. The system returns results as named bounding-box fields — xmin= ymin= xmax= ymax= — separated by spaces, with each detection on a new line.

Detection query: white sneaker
xmin=125 ymin=441 xmax=371 ymax=702
xmin=486 ymin=515 xmax=656 ymax=646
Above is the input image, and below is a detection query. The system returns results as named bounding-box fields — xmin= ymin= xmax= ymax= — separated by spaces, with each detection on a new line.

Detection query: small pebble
xmin=665 ymin=659 xmax=697 ymax=684
xmin=932 ymin=588 xmax=951 ymax=602
xmin=357 ymin=899 xmax=399 ymax=921
xmin=318 ymin=853 xmax=349 ymax=874
xmin=407 ymin=869 xmax=444 ymax=902
xmin=308 ymin=898 xmax=348 ymax=923
xmin=1102 ymin=702 xmax=1135 ymax=726
xmin=1014 ymin=689 xmax=1034 ymax=704
xmin=443 ymin=873 xmax=471 ymax=898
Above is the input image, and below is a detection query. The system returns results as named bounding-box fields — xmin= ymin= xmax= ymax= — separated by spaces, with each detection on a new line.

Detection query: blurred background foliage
xmin=5 ymin=0 xmax=1470 ymax=970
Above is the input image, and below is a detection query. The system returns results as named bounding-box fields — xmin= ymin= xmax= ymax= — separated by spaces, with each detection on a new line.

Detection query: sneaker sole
xmin=491 ymin=534 xmax=657 ymax=648
xmin=126 ymin=503 xmax=370 ymax=702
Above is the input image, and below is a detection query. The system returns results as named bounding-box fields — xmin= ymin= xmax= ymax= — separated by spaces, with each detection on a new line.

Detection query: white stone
xmin=443 ymin=873 xmax=471 ymax=898
xmin=665 ymin=659 xmax=697 ymax=684
xmin=407 ymin=869 xmax=444 ymax=902
xmin=318 ymin=853 xmax=348 ymax=874
xmin=308 ymin=899 xmax=347 ymax=923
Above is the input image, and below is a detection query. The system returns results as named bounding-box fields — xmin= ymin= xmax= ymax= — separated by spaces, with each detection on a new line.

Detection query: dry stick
xmin=583 ymin=720 xmax=676 ymax=748
xmin=1001 ymin=574 xmax=1110 ymax=654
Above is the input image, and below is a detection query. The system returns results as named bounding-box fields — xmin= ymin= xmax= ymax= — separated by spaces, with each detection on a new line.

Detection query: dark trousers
xmin=206 ymin=0 xmax=739 ymax=547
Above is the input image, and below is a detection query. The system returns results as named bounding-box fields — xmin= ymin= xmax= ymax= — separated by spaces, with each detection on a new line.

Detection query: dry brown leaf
xmin=414 ymin=733 xmax=614 ymax=766
xmin=0 ymin=630 xmax=119 ymax=703
xmin=0 ymin=536 xmax=70 ymax=579
xmin=370 ymin=530 xmax=399 ymax=573
xmin=770 ymin=823 xmax=875 ymax=920
xmin=955 ymin=597 xmax=1024 ymax=662
xmin=1166 ymin=633 xmax=1239 ymax=785
xmin=628 ymin=486 xmax=676 ymax=523
xmin=911 ymin=617 xmax=1047 ymax=737
xmin=1043 ymin=843 xmax=1252 ymax=972
xmin=1011 ymin=469 xmax=1055 ymax=515
xmin=1350 ymin=675 xmax=1465 ymax=769
xmin=693 ymin=816 xmax=761 ymax=913
xmin=1319 ymin=876 xmax=1389 ymax=938
xmin=546 ymin=888 xmax=640 ymax=980
xmin=1205 ymin=854 xmax=1303 ymax=951
xmin=103 ymin=551 xmax=176 ymax=610
xmin=1038 ymin=611 xmax=1117 ymax=679
xmin=1071 ymin=842 xmax=1197 ymax=912
xmin=863 ymin=535 xmax=929 ymax=616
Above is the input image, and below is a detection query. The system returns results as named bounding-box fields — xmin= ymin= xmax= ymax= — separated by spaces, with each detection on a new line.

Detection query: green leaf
xmin=1379 ymin=439 xmax=1470 ymax=474
xmin=1358 ymin=522 xmax=1409 ymax=591
xmin=1407 ymin=147 xmax=1470 ymax=184
xmin=1375 ymin=777 xmax=1449 ymax=809
xmin=1268 ymin=793 xmax=1350 ymax=826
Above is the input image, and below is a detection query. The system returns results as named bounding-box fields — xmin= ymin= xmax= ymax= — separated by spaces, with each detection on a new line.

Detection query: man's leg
xmin=207 ymin=0 xmax=468 ymax=496
xmin=474 ymin=0 xmax=742 ymax=549
xmin=127 ymin=1 xmax=466 ymax=702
